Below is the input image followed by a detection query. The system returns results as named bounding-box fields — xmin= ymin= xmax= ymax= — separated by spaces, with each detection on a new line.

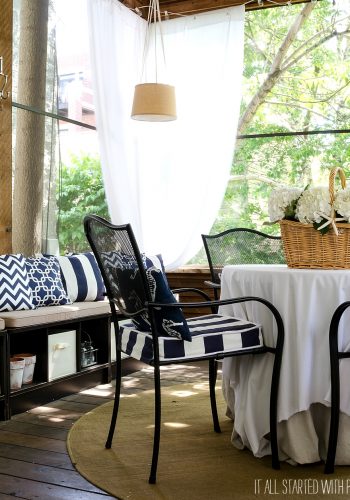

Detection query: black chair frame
xmin=84 ymin=215 xmax=284 ymax=484
xmin=202 ymin=227 xmax=284 ymax=300
xmin=325 ymin=301 xmax=350 ymax=473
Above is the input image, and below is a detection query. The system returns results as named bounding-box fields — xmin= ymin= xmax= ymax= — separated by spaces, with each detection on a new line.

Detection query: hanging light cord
xmin=156 ymin=0 xmax=167 ymax=72
xmin=139 ymin=0 xmax=169 ymax=83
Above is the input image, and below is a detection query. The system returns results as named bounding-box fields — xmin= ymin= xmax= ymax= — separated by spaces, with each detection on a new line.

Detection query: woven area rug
xmin=67 ymin=382 xmax=349 ymax=500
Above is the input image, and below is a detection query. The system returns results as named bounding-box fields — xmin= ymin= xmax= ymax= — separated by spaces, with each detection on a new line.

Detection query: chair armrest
xmin=204 ymin=280 xmax=221 ymax=289
xmin=148 ymin=295 xmax=284 ymax=351
xmin=171 ymin=287 xmax=212 ymax=301
xmin=329 ymin=301 xmax=350 ymax=354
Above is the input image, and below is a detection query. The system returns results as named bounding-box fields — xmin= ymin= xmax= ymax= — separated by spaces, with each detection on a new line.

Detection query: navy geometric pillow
xmin=25 ymin=256 xmax=72 ymax=307
xmin=0 ymin=254 xmax=36 ymax=312
xmin=55 ymin=252 xmax=105 ymax=302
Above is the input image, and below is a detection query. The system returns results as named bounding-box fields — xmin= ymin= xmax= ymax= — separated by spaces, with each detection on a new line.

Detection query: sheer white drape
xmin=88 ymin=0 xmax=244 ymax=270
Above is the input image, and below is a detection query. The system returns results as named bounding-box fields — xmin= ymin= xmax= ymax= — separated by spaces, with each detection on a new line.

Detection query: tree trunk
xmin=12 ymin=0 xmax=49 ymax=255
xmin=0 ymin=0 xmax=13 ymax=254
xmin=237 ymin=2 xmax=315 ymax=135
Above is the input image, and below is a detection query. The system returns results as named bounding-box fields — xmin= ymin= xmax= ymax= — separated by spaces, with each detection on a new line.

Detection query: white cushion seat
xmin=0 ymin=300 xmax=111 ymax=329
xmin=120 ymin=313 xmax=263 ymax=363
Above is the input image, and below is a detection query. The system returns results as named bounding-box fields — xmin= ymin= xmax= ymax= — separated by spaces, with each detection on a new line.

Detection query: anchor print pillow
xmin=133 ymin=258 xmax=191 ymax=342
xmin=102 ymin=252 xmax=191 ymax=342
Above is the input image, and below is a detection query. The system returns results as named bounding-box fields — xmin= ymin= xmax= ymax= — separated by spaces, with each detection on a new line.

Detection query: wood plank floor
xmin=0 ymin=360 xmax=212 ymax=499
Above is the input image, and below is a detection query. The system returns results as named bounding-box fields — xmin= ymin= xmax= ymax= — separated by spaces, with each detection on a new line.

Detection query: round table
xmin=219 ymin=264 xmax=350 ymax=464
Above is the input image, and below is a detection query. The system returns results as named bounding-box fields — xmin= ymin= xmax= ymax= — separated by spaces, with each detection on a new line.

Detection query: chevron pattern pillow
xmin=0 ymin=254 xmax=36 ymax=312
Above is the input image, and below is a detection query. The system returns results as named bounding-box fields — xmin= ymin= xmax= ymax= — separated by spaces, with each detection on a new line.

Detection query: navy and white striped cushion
xmin=119 ymin=314 xmax=263 ymax=363
xmin=0 ymin=254 xmax=35 ymax=312
xmin=56 ymin=253 xmax=105 ymax=302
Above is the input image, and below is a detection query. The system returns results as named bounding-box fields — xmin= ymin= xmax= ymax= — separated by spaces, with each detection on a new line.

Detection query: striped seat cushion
xmin=119 ymin=314 xmax=263 ymax=363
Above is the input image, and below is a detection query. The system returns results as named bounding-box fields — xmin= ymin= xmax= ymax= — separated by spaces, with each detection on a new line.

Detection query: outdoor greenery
xmin=57 ymin=155 xmax=109 ymax=253
xmin=213 ymin=0 xmax=350 ymax=236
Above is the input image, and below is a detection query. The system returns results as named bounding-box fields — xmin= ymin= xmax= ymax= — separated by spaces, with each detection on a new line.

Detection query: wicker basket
xmin=279 ymin=167 xmax=350 ymax=269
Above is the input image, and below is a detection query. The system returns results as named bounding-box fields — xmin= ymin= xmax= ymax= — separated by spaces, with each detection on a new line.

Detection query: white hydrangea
xmin=333 ymin=188 xmax=350 ymax=222
xmin=268 ymin=187 xmax=303 ymax=222
xmin=295 ymin=186 xmax=331 ymax=224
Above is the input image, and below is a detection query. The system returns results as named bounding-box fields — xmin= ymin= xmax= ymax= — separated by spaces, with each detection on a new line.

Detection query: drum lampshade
xmin=131 ymin=83 xmax=176 ymax=122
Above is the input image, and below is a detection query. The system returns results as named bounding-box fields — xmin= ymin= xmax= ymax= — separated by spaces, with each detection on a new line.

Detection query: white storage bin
xmin=110 ymin=323 xmax=116 ymax=362
xmin=48 ymin=330 xmax=77 ymax=381
xmin=110 ymin=321 xmax=129 ymax=361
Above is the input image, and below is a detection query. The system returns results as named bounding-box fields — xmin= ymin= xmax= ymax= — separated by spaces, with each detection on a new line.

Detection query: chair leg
xmin=270 ymin=347 xmax=283 ymax=470
xmin=105 ymin=347 xmax=122 ymax=449
xmin=213 ymin=288 xmax=220 ymax=313
xmin=209 ymin=358 xmax=221 ymax=433
xmin=325 ymin=341 xmax=340 ymax=473
xmin=149 ymin=364 xmax=161 ymax=484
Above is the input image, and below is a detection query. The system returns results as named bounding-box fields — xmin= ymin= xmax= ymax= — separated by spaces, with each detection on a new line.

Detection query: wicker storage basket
xmin=279 ymin=167 xmax=350 ymax=269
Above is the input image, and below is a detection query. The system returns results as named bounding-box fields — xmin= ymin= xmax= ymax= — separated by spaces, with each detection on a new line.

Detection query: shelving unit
xmin=6 ymin=313 xmax=112 ymax=418
xmin=0 ymin=331 xmax=9 ymax=420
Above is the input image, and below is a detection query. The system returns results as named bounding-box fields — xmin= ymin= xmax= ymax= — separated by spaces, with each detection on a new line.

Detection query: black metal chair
xmin=84 ymin=215 xmax=284 ymax=484
xmin=325 ymin=301 xmax=350 ymax=473
xmin=202 ymin=228 xmax=285 ymax=300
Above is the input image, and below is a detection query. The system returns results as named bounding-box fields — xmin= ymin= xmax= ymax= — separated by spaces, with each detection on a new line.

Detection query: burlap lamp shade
xmin=131 ymin=83 xmax=176 ymax=121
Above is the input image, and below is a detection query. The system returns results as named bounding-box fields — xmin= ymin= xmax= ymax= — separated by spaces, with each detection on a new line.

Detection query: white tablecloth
xmin=219 ymin=264 xmax=350 ymax=464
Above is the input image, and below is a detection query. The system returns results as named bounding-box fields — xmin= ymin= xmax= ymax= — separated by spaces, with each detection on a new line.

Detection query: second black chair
xmin=325 ymin=301 xmax=350 ymax=473
xmin=202 ymin=228 xmax=285 ymax=300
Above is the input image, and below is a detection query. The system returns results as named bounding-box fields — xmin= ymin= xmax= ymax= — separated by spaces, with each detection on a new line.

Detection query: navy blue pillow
xmin=137 ymin=264 xmax=191 ymax=342
xmin=102 ymin=252 xmax=191 ymax=342
xmin=25 ymin=256 xmax=72 ymax=307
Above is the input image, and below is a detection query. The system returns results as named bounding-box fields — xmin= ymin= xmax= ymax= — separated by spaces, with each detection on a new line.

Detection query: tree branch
xmin=264 ymin=100 xmax=330 ymax=121
xmin=245 ymin=18 xmax=273 ymax=65
xmin=269 ymin=80 xmax=350 ymax=103
xmin=282 ymin=28 xmax=350 ymax=72
xmin=237 ymin=2 xmax=316 ymax=135
xmin=229 ymin=174 xmax=280 ymax=186
xmin=282 ymin=13 xmax=350 ymax=68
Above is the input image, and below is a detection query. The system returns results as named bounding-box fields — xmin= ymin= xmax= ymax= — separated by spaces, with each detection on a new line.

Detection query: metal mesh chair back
xmin=202 ymin=228 xmax=285 ymax=284
xmin=84 ymin=215 xmax=150 ymax=317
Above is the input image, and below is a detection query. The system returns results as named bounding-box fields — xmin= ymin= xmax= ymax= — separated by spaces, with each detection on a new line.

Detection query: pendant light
xmin=131 ymin=0 xmax=177 ymax=122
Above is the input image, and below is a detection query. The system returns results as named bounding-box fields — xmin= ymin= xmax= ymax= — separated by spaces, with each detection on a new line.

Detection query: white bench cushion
xmin=0 ymin=300 xmax=110 ymax=328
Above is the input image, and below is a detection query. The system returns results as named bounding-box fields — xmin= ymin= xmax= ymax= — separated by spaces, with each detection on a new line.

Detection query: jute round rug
xmin=67 ymin=382 xmax=350 ymax=500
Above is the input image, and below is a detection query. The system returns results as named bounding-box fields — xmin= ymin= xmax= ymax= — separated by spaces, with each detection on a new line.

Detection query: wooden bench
xmin=0 ymin=301 xmax=114 ymax=419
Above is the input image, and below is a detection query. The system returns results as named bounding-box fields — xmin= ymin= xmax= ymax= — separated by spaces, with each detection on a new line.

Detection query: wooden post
xmin=12 ymin=0 xmax=49 ymax=255
xmin=0 ymin=0 xmax=13 ymax=254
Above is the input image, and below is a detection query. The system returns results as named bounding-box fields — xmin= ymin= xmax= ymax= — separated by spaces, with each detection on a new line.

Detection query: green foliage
xmin=212 ymin=0 xmax=350 ymax=244
xmin=242 ymin=1 xmax=350 ymax=134
xmin=57 ymin=155 xmax=109 ymax=253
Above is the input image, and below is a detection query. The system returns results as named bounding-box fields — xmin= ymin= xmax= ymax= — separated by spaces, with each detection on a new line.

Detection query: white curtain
xmin=88 ymin=0 xmax=245 ymax=270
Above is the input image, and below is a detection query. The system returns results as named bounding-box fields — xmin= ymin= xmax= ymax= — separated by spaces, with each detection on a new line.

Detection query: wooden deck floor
xmin=0 ymin=360 xmax=211 ymax=499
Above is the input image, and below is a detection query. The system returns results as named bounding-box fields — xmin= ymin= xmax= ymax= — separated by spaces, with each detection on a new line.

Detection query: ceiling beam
xmin=120 ymin=0 xmax=314 ymax=19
